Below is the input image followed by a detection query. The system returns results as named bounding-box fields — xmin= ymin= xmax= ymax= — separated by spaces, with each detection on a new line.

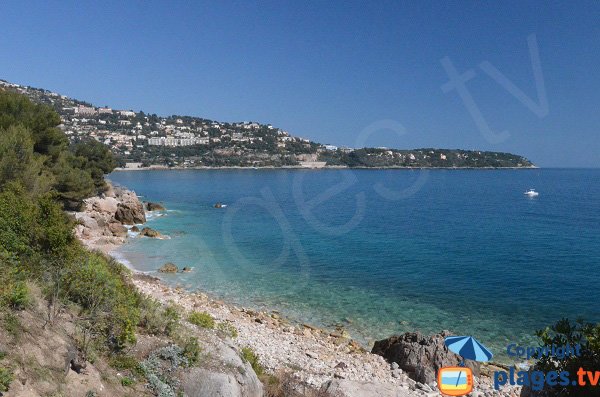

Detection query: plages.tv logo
xmin=438 ymin=336 xmax=493 ymax=396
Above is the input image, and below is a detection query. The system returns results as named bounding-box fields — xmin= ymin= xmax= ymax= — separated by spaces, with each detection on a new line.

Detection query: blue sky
xmin=1 ymin=1 xmax=599 ymax=167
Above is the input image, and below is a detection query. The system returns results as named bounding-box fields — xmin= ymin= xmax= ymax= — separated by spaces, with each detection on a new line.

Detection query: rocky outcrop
xmin=140 ymin=227 xmax=161 ymax=238
xmin=72 ymin=185 xmax=147 ymax=253
xmin=371 ymin=331 xmax=480 ymax=385
xmin=159 ymin=263 xmax=179 ymax=273
xmin=181 ymin=337 xmax=263 ymax=397
xmin=146 ymin=201 xmax=165 ymax=211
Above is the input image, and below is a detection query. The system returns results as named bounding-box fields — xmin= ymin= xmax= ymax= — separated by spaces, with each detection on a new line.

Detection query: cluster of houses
xmin=1 ymin=80 xmax=350 ymax=164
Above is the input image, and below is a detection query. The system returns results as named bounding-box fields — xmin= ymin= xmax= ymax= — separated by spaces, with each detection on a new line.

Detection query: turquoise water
xmin=109 ymin=169 xmax=600 ymax=358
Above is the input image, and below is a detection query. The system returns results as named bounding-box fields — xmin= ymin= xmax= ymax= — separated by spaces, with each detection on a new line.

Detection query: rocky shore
xmin=73 ymin=184 xmax=522 ymax=397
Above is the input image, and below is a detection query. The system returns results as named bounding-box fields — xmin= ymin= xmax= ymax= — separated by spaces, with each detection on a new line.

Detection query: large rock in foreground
xmin=114 ymin=189 xmax=146 ymax=225
xmin=181 ymin=338 xmax=263 ymax=397
xmin=371 ymin=331 xmax=480 ymax=384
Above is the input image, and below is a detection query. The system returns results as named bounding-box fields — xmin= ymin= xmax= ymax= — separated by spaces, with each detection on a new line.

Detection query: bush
xmin=138 ymin=297 xmax=182 ymax=339
xmin=6 ymin=282 xmax=30 ymax=310
xmin=241 ymin=347 xmax=264 ymax=376
xmin=109 ymin=355 xmax=143 ymax=377
xmin=120 ymin=376 xmax=135 ymax=387
xmin=217 ymin=321 xmax=238 ymax=338
xmin=0 ymin=366 xmax=13 ymax=392
xmin=188 ymin=311 xmax=214 ymax=329
xmin=181 ymin=337 xmax=201 ymax=366
xmin=534 ymin=318 xmax=600 ymax=396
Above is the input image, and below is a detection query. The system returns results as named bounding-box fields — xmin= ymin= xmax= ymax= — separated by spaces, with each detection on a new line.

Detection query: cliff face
xmin=72 ymin=184 xmax=146 ymax=253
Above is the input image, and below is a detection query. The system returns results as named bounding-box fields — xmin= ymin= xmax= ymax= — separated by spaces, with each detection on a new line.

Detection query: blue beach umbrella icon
xmin=444 ymin=336 xmax=493 ymax=362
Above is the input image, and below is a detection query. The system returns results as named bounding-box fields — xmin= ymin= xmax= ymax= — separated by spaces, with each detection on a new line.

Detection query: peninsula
xmin=1 ymin=79 xmax=535 ymax=170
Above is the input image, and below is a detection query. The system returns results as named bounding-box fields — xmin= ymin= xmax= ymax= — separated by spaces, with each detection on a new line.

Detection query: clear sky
xmin=1 ymin=1 xmax=599 ymax=167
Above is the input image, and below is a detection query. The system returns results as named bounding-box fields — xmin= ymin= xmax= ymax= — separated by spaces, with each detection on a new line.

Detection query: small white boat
xmin=524 ymin=189 xmax=539 ymax=197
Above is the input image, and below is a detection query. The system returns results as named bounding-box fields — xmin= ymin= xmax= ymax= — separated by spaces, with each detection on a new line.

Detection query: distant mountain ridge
xmin=0 ymin=79 xmax=535 ymax=169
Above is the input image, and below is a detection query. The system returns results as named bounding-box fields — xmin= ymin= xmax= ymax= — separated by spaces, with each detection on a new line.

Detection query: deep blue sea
xmin=109 ymin=169 xmax=600 ymax=359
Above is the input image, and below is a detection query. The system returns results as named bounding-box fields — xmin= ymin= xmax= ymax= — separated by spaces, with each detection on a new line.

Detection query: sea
xmin=109 ymin=168 xmax=600 ymax=360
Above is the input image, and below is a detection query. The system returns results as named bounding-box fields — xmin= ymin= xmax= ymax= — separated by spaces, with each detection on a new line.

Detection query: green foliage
xmin=120 ymin=376 xmax=135 ymax=387
xmin=188 ymin=311 xmax=215 ymax=329
xmin=181 ymin=337 xmax=201 ymax=366
xmin=2 ymin=311 xmax=21 ymax=339
xmin=140 ymin=345 xmax=188 ymax=397
xmin=0 ymin=366 xmax=13 ymax=392
xmin=109 ymin=354 xmax=144 ymax=377
xmin=138 ymin=297 xmax=181 ymax=337
xmin=0 ymin=89 xmax=116 ymax=209
xmin=6 ymin=282 xmax=30 ymax=310
xmin=535 ymin=318 xmax=600 ymax=396
xmin=241 ymin=347 xmax=264 ymax=376
xmin=217 ymin=321 xmax=238 ymax=338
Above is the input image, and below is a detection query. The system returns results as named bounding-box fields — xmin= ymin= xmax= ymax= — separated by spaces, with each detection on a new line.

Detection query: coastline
xmin=74 ymin=182 xmax=522 ymax=396
xmin=113 ymin=165 xmax=539 ymax=171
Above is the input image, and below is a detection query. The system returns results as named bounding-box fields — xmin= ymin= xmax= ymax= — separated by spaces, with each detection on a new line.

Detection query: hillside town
xmin=1 ymin=79 xmax=535 ymax=169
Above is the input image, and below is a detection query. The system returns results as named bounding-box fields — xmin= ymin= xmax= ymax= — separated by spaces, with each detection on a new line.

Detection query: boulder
xmin=371 ymin=331 xmax=480 ymax=384
xmin=113 ymin=189 xmax=146 ymax=225
xmin=108 ymin=222 xmax=128 ymax=237
xmin=181 ymin=337 xmax=263 ymax=397
xmin=91 ymin=196 xmax=119 ymax=214
xmin=115 ymin=203 xmax=146 ymax=225
xmin=130 ymin=225 xmax=140 ymax=232
xmin=159 ymin=263 xmax=179 ymax=273
xmin=140 ymin=227 xmax=161 ymax=238
xmin=146 ymin=201 xmax=165 ymax=211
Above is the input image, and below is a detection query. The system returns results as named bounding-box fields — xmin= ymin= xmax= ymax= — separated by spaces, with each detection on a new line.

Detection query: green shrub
xmin=7 ymin=282 xmax=30 ymax=310
xmin=120 ymin=376 xmax=135 ymax=387
xmin=181 ymin=337 xmax=201 ymax=366
xmin=217 ymin=321 xmax=238 ymax=338
xmin=0 ymin=366 xmax=13 ymax=392
xmin=109 ymin=355 xmax=143 ymax=376
xmin=534 ymin=318 xmax=600 ymax=396
xmin=139 ymin=297 xmax=180 ymax=337
xmin=241 ymin=347 xmax=264 ymax=376
xmin=2 ymin=311 xmax=21 ymax=339
xmin=188 ymin=311 xmax=214 ymax=329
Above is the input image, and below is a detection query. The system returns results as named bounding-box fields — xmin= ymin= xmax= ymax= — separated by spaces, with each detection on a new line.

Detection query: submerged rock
xmin=159 ymin=263 xmax=179 ymax=273
xmin=371 ymin=331 xmax=479 ymax=384
xmin=182 ymin=267 xmax=193 ymax=273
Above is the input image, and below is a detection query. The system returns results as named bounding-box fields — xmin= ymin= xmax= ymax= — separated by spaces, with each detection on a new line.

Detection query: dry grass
xmin=262 ymin=370 xmax=341 ymax=397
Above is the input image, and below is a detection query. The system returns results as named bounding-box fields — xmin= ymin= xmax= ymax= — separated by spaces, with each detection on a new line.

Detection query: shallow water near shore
xmin=110 ymin=169 xmax=600 ymax=361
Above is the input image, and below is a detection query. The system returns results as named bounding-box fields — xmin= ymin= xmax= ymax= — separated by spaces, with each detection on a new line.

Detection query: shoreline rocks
xmin=158 ymin=263 xmax=179 ymax=273
xmin=372 ymin=331 xmax=480 ymax=385
xmin=146 ymin=201 xmax=166 ymax=211
xmin=139 ymin=226 xmax=161 ymax=238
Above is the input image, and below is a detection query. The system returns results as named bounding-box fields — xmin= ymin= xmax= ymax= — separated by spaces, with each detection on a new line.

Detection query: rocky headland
xmin=72 ymin=184 xmax=522 ymax=397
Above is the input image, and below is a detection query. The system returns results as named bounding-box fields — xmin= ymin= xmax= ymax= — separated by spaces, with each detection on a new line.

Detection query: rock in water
xmin=371 ymin=331 xmax=480 ymax=384
xmin=159 ymin=263 xmax=179 ymax=273
xmin=130 ymin=225 xmax=140 ymax=232
xmin=140 ymin=227 xmax=161 ymax=238
xmin=146 ymin=201 xmax=165 ymax=211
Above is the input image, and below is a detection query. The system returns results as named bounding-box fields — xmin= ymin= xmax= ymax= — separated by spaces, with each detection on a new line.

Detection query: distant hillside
xmin=0 ymin=79 xmax=535 ymax=169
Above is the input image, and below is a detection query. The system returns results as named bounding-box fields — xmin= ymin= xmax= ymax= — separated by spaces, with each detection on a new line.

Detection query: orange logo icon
xmin=437 ymin=366 xmax=473 ymax=396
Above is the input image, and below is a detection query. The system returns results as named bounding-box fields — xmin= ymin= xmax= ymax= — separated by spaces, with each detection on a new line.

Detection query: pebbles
xmin=131 ymin=276 xmax=520 ymax=396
